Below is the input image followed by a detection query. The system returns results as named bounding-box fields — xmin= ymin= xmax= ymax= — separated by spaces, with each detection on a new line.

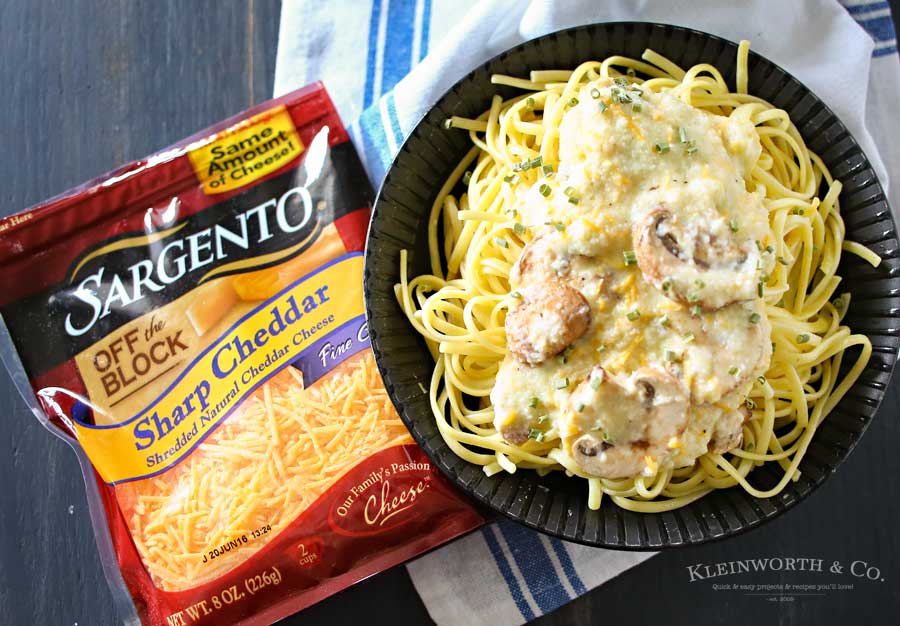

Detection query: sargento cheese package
xmin=0 ymin=84 xmax=484 ymax=626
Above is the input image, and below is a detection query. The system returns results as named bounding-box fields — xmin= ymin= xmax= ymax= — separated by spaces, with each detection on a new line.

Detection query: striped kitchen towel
xmin=273 ymin=1 xmax=899 ymax=625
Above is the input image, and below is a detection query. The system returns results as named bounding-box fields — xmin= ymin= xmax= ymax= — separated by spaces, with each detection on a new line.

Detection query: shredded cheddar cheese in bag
xmin=0 ymin=84 xmax=483 ymax=626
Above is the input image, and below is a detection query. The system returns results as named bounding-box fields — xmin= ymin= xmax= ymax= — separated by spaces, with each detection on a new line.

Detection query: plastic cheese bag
xmin=0 ymin=84 xmax=483 ymax=626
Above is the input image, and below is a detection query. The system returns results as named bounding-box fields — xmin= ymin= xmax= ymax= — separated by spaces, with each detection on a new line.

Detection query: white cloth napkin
xmin=274 ymin=2 xmax=899 ymax=625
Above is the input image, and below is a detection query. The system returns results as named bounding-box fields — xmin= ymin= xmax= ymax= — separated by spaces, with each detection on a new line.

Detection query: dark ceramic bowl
xmin=363 ymin=22 xmax=899 ymax=548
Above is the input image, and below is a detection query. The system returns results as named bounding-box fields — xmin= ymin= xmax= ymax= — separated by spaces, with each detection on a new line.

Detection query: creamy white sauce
xmin=492 ymin=79 xmax=772 ymax=477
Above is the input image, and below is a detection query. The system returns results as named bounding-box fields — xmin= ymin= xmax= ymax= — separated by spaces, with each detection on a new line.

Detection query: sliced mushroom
xmin=632 ymin=207 xmax=759 ymax=310
xmin=505 ymin=280 xmax=591 ymax=366
xmin=708 ymin=405 xmax=751 ymax=454
xmin=564 ymin=366 xmax=690 ymax=479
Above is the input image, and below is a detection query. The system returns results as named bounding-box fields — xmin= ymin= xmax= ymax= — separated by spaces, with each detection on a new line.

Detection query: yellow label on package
xmin=73 ymin=254 xmax=364 ymax=484
xmin=187 ymin=105 xmax=305 ymax=194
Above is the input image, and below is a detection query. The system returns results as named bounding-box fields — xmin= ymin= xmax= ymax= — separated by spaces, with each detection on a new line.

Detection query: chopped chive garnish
xmin=569 ymin=97 xmax=579 ymax=107
xmin=687 ymin=292 xmax=700 ymax=303
xmin=761 ymin=273 xmax=770 ymax=283
xmin=463 ymin=171 xmax=472 ymax=185
xmin=661 ymin=277 xmax=673 ymax=291
xmin=590 ymin=87 xmax=602 ymax=99
xmin=690 ymin=305 xmax=702 ymax=317
xmin=757 ymin=376 xmax=767 ymax=385
xmin=778 ymin=256 xmax=789 ymax=265
xmin=596 ymin=344 xmax=606 ymax=353
xmin=757 ymin=282 xmax=764 ymax=298
xmin=598 ymin=101 xmax=608 ymax=113
xmin=418 ymin=382 xmax=427 ymax=394
xmin=660 ymin=316 xmax=671 ymax=328
xmin=749 ymin=312 xmax=761 ymax=324
xmin=539 ymin=183 xmax=552 ymax=197
xmin=525 ymin=97 xmax=535 ymax=111
xmin=442 ymin=119 xmax=453 ymax=129
xmin=614 ymin=77 xmax=629 ymax=87
xmin=766 ymin=245 xmax=774 ymax=253
xmin=797 ymin=333 xmax=810 ymax=344
xmin=494 ymin=237 xmax=508 ymax=248
xmin=542 ymin=164 xmax=554 ymax=176
xmin=612 ymin=88 xmax=632 ymax=104
xmin=514 ymin=222 xmax=526 ymax=235
xmin=564 ymin=186 xmax=576 ymax=196
xmin=537 ymin=415 xmax=550 ymax=424
xmin=678 ymin=127 xmax=688 ymax=143
xmin=695 ymin=280 xmax=705 ymax=289
xmin=602 ymin=430 xmax=612 ymax=442
xmin=568 ymin=197 xmax=579 ymax=204
xmin=746 ymin=398 xmax=756 ymax=409
xmin=511 ymin=291 xmax=522 ymax=299
xmin=627 ymin=68 xmax=636 ymax=78
xmin=503 ymin=174 xmax=513 ymax=183
xmin=554 ymin=222 xmax=565 ymax=231
xmin=632 ymin=101 xmax=643 ymax=112
xmin=623 ymin=250 xmax=638 ymax=266
xmin=685 ymin=141 xmax=698 ymax=155
xmin=529 ymin=429 xmax=545 ymax=442
xmin=576 ymin=402 xmax=585 ymax=412
xmin=665 ymin=350 xmax=678 ymax=362
xmin=729 ymin=219 xmax=739 ymax=233
xmin=832 ymin=297 xmax=843 ymax=309
xmin=627 ymin=309 xmax=641 ymax=321
xmin=654 ymin=142 xmax=670 ymax=154
xmin=529 ymin=397 xmax=539 ymax=408
xmin=729 ymin=366 xmax=739 ymax=376
xmin=591 ymin=377 xmax=602 ymax=390
xmin=684 ymin=332 xmax=695 ymax=342
xmin=556 ymin=377 xmax=569 ymax=389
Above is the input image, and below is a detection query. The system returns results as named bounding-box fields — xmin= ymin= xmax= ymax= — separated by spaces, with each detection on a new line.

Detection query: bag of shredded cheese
xmin=0 ymin=84 xmax=483 ymax=626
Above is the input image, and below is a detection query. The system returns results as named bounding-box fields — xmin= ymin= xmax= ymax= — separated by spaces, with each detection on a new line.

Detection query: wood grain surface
xmin=0 ymin=2 xmax=897 ymax=625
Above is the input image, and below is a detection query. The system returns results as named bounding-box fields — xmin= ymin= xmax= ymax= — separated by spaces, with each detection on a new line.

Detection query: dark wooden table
xmin=1 ymin=2 xmax=898 ymax=624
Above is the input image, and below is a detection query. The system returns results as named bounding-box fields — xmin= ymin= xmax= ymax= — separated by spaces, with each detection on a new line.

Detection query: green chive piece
xmin=729 ymin=219 xmax=739 ymax=233
xmin=564 ymin=186 xmax=576 ymax=197
xmin=442 ymin=118 xmax=453 ymax=129
xmin=632 ymin=101 xmax=643 ymax=112
xmin=627 ymin=309 xmax=641 ymax=321
xmin=463 ymin=171 xmax=472 ymax=185
xmin=539 ymin=183 xmax=552 ymax=197
xmin=778 ymin=256 xmax=789 ymax=265
xmin=576 ymin=403 xmax=585 ymax=412
xmin=556 ymin=377 xmax=569 ymax=389
xmin=503 ymin=174 xmax=513 ymax=183
xmin=684 ymin=332 xmax=695 ymax=342
xmin=626 ymin=68 xmax=636 ymax=78
xmin=568 ymin=196 xmax=579 ymax=204
xmin=685 ymin=141 xmax=698 ymax=155
xmin=537 ymin=415 xmax=550 ymax=424
xmin=757 ymin=282 xmax=764 ymax=298
xmin=596 ymin=344 xmax=606 ymax=353
xmin=687 ymin=292 xmax=700 ymax=303
xmin=654 ymin=142 xmax=670 ymax=154
xmin=797 ymin=333 xmax=810 ymax=344
xmin=494 ymin=237 xmax=508 ymax=248
xmin=746 ymin=398 xmax=756 ymax=410
xmin=529 ymin=397 xmax=539 ymax=408
xmin=590 ymin=377 xmax=602 ymax=390
xmin=623 ymin=250 xmax=637 ymax=266
xmin=678 ymin=127 xmax=688 ymax=143
xmin=695 ymin=279 xmax=705 ymax=289
xmin=660 ymin=316 xmax=671 ymax=328
xmin=554 ymin=222 xmax=565 ymax=231
xmin=598 ymin=101 xmax=608 ymax=113
xmin=590 ymin=87 xmax=602 ymax=99
xmin=569 ymin=97 xmax=579 ymax=107
xmin=749 ymin=312 xmax=761 ymax=324
xmin=766 ymin=245 xmax=774 ymax=253
xmin=529 ymin=429 xmax=545 ymax=442
xmin=661 ymin=277 xmax=673 ymax=291
xmin=542 ymin=164 xmax=554 ymax=176
xmin=690 ymin=305 xmax=701 ymax=317
xmin=757 ymin=376 xmax=766 ymax=385
xmin=729 ymin=366 xmax=739 ymax=375
xmin=418 ymin=382 xmax=427 ymax=394
xmin=832 ymin=297 xmax=843 ymax=309
xmin=514 ymin=222 xmax=526 ymax=235
xmin=511 ymin=291 xmax=522 ymax=299
xmin=665 ymin=350 xmax=678 ymax=362
xmin=614 ymin=77 xmax=629 ymax=87
xmin=602 ymin=430 xmax=612 ymax=442
xmin=525 ymin=97 xmax=535 ymax=111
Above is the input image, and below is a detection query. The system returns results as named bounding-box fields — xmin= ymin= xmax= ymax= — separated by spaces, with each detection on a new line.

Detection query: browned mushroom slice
xmin=708 ymin=405 xmax=751 ymax=454
xmin=632 ymin=207 xmax=760 ymax=310
xmin=505 ymin=281 xmax=591 ymax=366
xmin=565 ymin=366 xmax=690 ymax=478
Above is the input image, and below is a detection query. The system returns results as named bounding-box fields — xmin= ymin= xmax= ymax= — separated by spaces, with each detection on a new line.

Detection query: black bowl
xmin=363 ymin=22 xmax=899 ymax=548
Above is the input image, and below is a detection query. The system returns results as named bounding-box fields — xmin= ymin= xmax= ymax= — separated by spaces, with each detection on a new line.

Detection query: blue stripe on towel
xmin=386 ymin=92 xmax=404 ymax=146
xmin=358 ymin=105 xmax=392 ymax=184
xmin=382 ymin=0 xmax=417 ymax=93
xmin=481 ymin=526 xmax=535 ymax=621
xmin=497 ymin=520 xmax=572 ymax=614
xmin=857 ymin=15 xmax=897 ymax=42
xmin=420 ymin=0 xmax=432 ymax=60
xmin=548 ymin=537 xmax=587 ymax=595
xmin=363 ymin=0 xmax=385 ymax=108
xmin=845 ymin=1 xmax=890 ymax=15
